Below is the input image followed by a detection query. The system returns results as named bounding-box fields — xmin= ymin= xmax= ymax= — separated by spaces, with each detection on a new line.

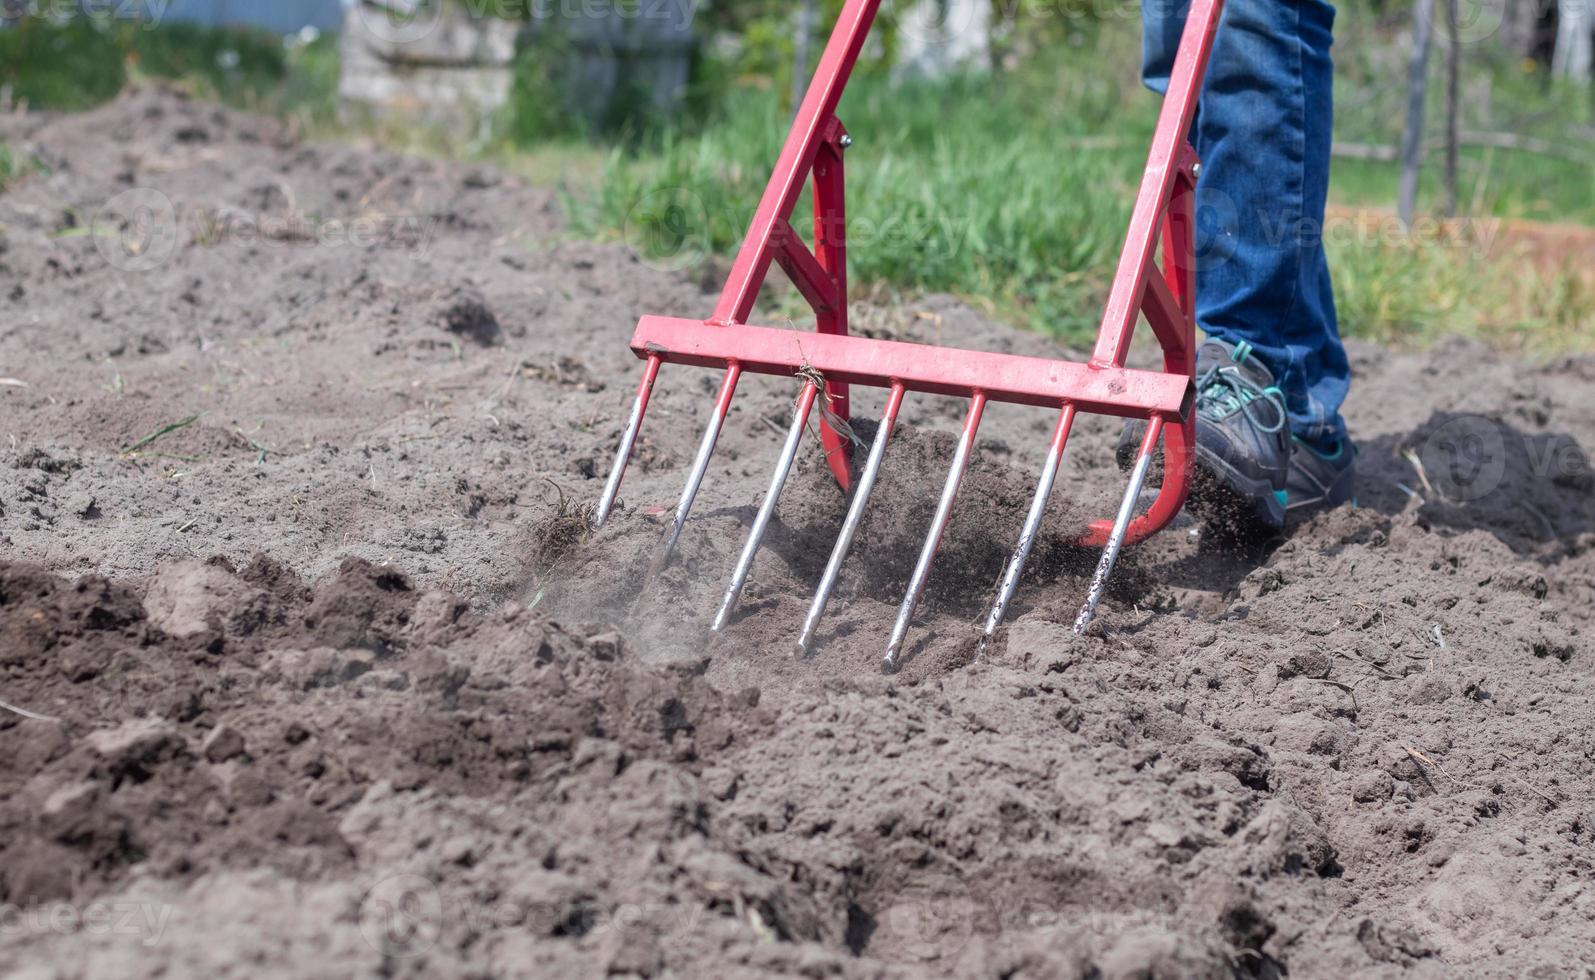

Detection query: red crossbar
xmin=632 ymin=317 xmax=1194 ymax=421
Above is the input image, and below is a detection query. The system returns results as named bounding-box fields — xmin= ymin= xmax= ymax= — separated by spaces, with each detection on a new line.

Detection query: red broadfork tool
xmin=595 ymin=0 xmax=1223 ymax=670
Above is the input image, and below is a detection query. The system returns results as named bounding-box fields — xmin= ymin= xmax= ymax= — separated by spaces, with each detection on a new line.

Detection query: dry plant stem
xmin=0 ymin=697 xmax=58 ymax=723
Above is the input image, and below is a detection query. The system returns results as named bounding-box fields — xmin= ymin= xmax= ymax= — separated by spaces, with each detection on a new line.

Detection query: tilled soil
xmin=1 ymin=89 xmax=1593 ymax=978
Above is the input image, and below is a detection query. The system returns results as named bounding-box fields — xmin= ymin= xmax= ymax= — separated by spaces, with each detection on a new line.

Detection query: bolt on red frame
xmin=594 ymin=0 xmax=1224 ymax=668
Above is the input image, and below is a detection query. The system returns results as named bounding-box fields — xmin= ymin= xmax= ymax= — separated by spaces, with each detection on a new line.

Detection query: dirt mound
xmin=1 ymin=556 xmax=783 ymax=974
xmin=2 ymin=89 xmax=1594 ymax=977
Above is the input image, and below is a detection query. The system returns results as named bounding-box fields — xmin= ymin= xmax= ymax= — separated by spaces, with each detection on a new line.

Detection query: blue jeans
xmin=1142 ymin=0 xmax=1350 ymax=452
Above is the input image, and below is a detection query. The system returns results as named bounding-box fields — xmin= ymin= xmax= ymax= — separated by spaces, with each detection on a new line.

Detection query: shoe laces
xmin=1196 ymin=341 xmax=1288 ymax=434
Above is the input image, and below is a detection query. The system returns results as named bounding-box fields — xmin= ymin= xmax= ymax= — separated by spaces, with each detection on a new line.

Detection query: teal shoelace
xmin=1196 ymin=341 xmax=1288 ymax=434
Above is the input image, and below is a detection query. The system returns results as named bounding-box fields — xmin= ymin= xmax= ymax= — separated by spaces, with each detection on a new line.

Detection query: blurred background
xmin=1 ymin=0 xmax=1590 ymax=351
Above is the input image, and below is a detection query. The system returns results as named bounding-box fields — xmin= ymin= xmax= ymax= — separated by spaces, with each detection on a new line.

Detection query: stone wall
xmin=337 ymin=0 xmax=696 ymax=131
xmin=531 ymin=2 xmax=695 ymax=123
xmin=895 ymin=0 xmax=993 ymax=78
xmin=337 ymin=1 xmax=520 ymax=125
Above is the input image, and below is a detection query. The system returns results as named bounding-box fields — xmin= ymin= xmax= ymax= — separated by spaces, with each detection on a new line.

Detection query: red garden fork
xmin=594 ymin=0 xmax=1224 ymax=669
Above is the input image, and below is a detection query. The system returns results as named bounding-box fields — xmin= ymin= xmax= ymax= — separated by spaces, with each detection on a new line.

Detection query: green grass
xmin=0 ymin=17 xmax=126 ymax=110
xmin=1329 ymin=231 xmax=1575 ymax=350
xmin=554 ymin=9 xmax=1593 ymax=353
xmin=274 ymin=32 xmax=343 ymax=129
xmin=0 ymin=140 xmax=50 ymax=194
xmin=569 ymin=59 xmax=1593 ymax=354
xmin=571 ymin=67 xmax=1156 ymax=344
xmin=1328 ymin=30 xmax=1594 ymax=225
xmin=1332 ymin=149 xmax=1595 ymax=226
xmin=0 ymin=16 xmax=338 ymax=120
xmin=4 ymin=11 xmax=1588 ymax=354
xmin=0 ymin=143 xmax=18 ymax=191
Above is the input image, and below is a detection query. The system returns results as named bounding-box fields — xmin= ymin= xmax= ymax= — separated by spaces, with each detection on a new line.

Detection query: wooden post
xmin=793 ymin=0 xmax=818 ymax=116
xmin=1442 ymin=0 xmax=1460 ymax=218
xmin=1553 ymin=0 xmax=1593 ymax=82
xmin=1399 ymin=0 xmax=1437 ymax=227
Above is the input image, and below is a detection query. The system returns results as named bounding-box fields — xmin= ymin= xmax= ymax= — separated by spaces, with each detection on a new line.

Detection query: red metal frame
xmin=608 ymin=0 xmax=1223 ymax=551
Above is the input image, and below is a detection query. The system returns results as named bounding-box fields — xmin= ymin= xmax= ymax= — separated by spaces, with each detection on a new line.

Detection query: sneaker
xmin=1117 ymin=338 xmax=1292 ymax=536
xmin=1283 ymin=436 xmax=1357 ymax=517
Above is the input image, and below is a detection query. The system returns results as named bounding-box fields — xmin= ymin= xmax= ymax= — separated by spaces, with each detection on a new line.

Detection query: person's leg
xmin=1141 ymin=0 xmax=1349 ymax=453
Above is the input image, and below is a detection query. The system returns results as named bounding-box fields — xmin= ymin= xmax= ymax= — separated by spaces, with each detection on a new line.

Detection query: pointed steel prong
xmin=796 ymin=382 xmax=906 ymax=655
xmin=594 ymin=355 xmax=662 ymax=527
xmin=1075 ymin=416 xmax=1165 ymax=634
xmin=979 ymin=405 xmax=1077 ymax=651
xmin=712 ymin=381 xmax=819 ymax=632
xmin=661 ymin=364 xmax=743 ymax=564
xmin=884 ymin=392 xmax=988 ymax=671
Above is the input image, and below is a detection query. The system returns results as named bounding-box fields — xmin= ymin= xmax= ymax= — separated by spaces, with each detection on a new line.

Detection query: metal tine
xmin=796 ymin=382 xmax=906 ymax=654
xmin=661 ymin=364 xmax=743 ymax=564
xmin=978 ymin=404 xmax=1078 ymax=651
xmin=1074 ymin=416 xmax=1166 ymax=634
xmin=594 ymin=354 xmax=662 ymax=527
xmin=883 ymin=392 xmax=988 ymax=671
xmin=712 ymin=380 xmax=820 ymax=631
